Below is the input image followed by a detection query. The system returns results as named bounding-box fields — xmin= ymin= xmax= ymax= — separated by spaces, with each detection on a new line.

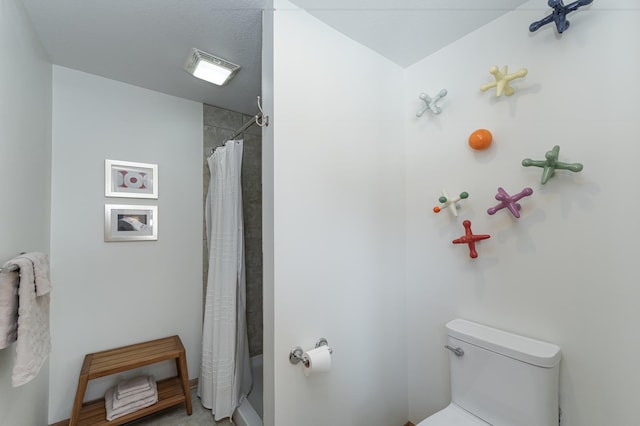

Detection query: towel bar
xmin=0 ymin=264 xmax=18 ymax=273
xmin=0 ymin=253 xmax=26 ymax=273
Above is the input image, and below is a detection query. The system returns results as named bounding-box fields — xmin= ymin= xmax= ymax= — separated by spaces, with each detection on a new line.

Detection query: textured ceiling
xmin=20 ymin=0 xmax=527 ymax=115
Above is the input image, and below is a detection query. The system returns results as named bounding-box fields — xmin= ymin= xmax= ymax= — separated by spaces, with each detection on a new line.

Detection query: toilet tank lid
xmin=446 ymin=319 xmax=561 ymax=368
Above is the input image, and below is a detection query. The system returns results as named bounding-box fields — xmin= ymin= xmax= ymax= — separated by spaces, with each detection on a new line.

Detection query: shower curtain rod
xmin=210 ymin=96 xmax=269 ymax=155
xmin=228 ymin=114 xmax=262 ymax=140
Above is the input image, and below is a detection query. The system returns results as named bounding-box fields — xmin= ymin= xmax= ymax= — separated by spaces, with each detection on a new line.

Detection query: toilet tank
xmin=446 ymin=319 xmax=561 ymax=426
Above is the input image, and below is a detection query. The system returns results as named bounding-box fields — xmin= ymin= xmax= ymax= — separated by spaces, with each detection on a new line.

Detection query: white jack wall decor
xmin=416 ymin=89 xmax=448 ymax=116
xmin=433 ymin=189 xmax=469 ymax=217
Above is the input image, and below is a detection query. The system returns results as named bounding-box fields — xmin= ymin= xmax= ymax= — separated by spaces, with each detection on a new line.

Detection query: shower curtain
xmin=199 ymin=140 xmax=252 ymax=421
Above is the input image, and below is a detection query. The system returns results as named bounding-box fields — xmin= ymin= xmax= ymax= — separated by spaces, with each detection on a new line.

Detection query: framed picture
xmin=104 ymin=204 xmax=158 ymax=242
xmin=105 ymin=159 xmax=158 ymax=199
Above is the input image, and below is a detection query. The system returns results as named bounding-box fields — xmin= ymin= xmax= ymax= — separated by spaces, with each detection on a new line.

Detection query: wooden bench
xmin=69 ymin=335 xmax=192 ymax=426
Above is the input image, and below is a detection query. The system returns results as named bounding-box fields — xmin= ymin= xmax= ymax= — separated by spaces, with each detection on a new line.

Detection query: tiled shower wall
xmin=202 ymin=104 xmax=263 ymax=357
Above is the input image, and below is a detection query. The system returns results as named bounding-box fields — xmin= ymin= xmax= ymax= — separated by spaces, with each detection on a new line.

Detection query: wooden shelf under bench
xmin=69 ymin=335 xmax=192 ymax=426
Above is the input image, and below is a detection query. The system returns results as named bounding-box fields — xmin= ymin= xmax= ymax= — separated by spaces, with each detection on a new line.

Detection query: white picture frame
xmin=104 ymin=204 xmax=158 ymax=242
xmin=105 ymin=159 xmax=158 ymax=199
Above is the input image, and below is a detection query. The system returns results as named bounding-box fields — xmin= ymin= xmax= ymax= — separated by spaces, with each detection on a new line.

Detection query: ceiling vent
xmin=184 ymin=48 xmax=240 ymax=86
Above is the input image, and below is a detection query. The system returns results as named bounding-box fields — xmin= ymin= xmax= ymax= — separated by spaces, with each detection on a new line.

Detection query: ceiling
xmin=20 ymin=0 xmax=527 ymax=116
xmin=288 ymin=0 xmax=528 ymax=67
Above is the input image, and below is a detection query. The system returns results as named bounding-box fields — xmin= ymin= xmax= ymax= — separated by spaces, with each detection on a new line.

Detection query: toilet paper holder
xmin=289 ymin=338 xmax=333 ymax=367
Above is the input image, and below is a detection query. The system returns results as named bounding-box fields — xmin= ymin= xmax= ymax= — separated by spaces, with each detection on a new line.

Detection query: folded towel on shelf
xmin=116 ymin=374 xmax=153 ymax=399
xmin=112 ymin=376 xmax=157 ymax=410
xmin=3 ymin=253 xmax=51 ymax=387
xmin=105 ymin=382 xmax=158 ymax=421
xmin=0 ymin=270 xmax=19 ymax=349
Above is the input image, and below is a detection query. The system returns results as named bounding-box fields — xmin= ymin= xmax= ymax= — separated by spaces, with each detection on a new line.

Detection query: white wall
xmin=405 ymin=1 xmax=640 ymax=425
xmin=49 ymin=66 xmax=203 ymax=423
xmin=261 ymin=2 xmax=276 ymax=425
xmin=266 ymin=2 xmax=407 ymax=425
xmin=0 ymin=0 xmax=52 ymax=425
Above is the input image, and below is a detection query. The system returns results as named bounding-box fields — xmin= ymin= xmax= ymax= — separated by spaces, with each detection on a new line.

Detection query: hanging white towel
xmin=3 ymin=252 xmax=52 ymax=387
xmin=19 ymin=252 xmax=52 ymax=296
xmin=0 ymin=270 xmax=19 ymax=349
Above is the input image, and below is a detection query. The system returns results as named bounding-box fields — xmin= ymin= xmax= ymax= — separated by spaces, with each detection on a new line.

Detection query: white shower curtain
xmin=199 ymin=140 xmax=252 ymax=421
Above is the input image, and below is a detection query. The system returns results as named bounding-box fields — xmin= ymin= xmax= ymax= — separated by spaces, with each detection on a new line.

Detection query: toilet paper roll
xmin=302 ymin=346 xmax=332 ymax=377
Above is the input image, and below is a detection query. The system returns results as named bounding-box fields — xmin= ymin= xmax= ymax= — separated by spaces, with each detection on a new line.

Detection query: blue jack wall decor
xmin=529 ymin=0 xmax=593 ymax=34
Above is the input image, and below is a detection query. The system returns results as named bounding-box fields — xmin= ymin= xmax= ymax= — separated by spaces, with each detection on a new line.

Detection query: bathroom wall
xmin=404 ymin=1 xmax=640 ymax=425
xmin=264 ymin=1 xmax=408 ymax=425
xmin=48 ymin=66 xmax=203 ymax=423
xmin=202 ymin=104 xmax=263 ymax=357
xmin=261 ymin=4 xmax=275 ymax=424
xmin=0 ymin=0 xmax=52 ymax=425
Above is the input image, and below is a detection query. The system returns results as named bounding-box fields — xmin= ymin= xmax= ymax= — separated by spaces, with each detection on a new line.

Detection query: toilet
xmin=417 ymin=319 xmax=561 ymax=426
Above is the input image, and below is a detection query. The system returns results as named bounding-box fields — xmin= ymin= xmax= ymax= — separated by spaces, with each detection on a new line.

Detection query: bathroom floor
xmin=128 ymin=389 xmax=233 ymax=425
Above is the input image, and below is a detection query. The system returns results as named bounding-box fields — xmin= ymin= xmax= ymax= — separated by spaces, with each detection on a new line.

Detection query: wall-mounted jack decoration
xmin=453 ymin=220 xmax=490 ymax=259
xmin=433 ymin=189 xmax=469 ymax=217
xmin=416 ymin=89 xmax=448 ymax=116
xmin=522 ymin=145 xmax=583 ymax=184
xmin=480 ymin=66 xmax=528 ymax=97
xmin=529 ymin=0 xmax=593 ymax=34
xmin=487 ymin=187 xmax=534 ymax=218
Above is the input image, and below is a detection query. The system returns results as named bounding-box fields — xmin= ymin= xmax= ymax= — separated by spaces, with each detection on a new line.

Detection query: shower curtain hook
xmin=256 ymin=96 xmax=269 ymax=127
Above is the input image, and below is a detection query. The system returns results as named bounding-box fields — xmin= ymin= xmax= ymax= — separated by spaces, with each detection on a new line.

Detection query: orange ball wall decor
xmin=468 ymin=129 xmax=493 ymax=150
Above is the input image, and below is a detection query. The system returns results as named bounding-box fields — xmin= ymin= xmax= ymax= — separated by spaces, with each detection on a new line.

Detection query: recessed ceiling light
xmin=184 ymin=48 xmax=240 ymax=86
